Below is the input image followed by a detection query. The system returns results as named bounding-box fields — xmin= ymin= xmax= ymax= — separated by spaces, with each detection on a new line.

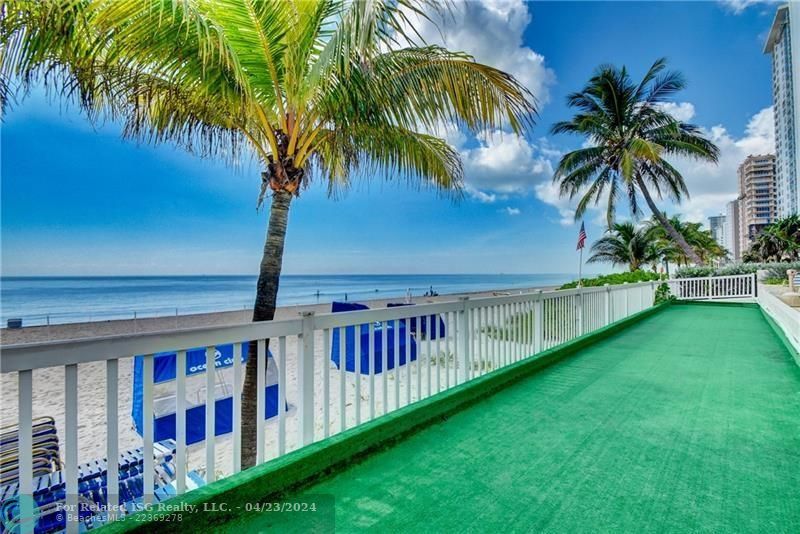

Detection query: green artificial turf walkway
xmin=225 ymin=304 xmax=800 ymax=533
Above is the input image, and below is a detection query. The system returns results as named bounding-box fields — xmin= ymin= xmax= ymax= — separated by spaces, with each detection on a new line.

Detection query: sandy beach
xmin=0 ymin=285 xmax=550 ymax=481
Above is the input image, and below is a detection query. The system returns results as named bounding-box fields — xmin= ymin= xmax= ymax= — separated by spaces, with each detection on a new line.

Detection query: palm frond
xmin=315 ymin=124 xmax=463 ymax=198
xmin=3 ymin=0 xmax=535 ymax=200
xmin=332 ymin=46 xmax=537 ymax=135
xmin=551 ymin=57 xmax=717 ymax=231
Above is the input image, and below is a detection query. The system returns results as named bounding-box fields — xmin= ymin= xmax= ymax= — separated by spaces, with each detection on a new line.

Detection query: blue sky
xmin=0 ymin=0 xmax=781 ymax=276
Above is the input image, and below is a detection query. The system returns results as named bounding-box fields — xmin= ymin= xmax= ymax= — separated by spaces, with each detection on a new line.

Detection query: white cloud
xmin=718 ymin=0 xmax=782 ymax=14
xmin=533 ymin=181 xmax=575 ymax=226
xmin=396 ymin=0 xmax=556 ymax=103
xmin=467 ymin=186 xmax=497 ymax=204
xmin=656 ymin=102 xmax=696 ymax=122
xmin=533 ymin=179 xmax=615 ymax=228
xmin=504 ymin=207 xmax=521 ymax=216
xmin=460 ymin=131 xmax=554 ymax=196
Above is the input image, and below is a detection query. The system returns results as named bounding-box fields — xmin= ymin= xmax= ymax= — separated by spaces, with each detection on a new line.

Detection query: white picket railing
xmin=1 ymin=281 xmax=659 ymax=531
xmin=666 ymin=273 xmax=757 ymax=300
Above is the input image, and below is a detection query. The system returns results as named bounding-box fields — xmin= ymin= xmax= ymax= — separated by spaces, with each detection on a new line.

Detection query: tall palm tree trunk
xmin=636 ymin=176 xmax=704 ymax=266
xmin=241 ymin=190 xmax=293 ymax=469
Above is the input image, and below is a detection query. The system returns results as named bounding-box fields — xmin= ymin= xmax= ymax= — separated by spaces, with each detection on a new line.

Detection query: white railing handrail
xmin=0 ymin=318 xmax=303 ymax=373
xmin=666 ymin=273 xmax=756 ymax=301
xmin=673 ymin=273 xmax=756 ymax=281
xmin=0 ymin=281 xmax=658 ymax=374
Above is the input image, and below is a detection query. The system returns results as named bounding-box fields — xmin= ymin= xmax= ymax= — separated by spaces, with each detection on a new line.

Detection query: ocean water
xmin=0 ymin=274 xmax=574 ymax=326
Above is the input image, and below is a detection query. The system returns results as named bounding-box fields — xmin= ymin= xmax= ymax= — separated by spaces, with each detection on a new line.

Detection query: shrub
xmin=673 ymin=266 xmax=715 ymax=278
xmin=559 ymin=270 xmax=662 ymax=289
xmin=761 ymin=262 xmax=800 ymax=280
xmin=674 ymin=262 xmax=800 ymax=280
xmin=653 ymin=282 xmax=675 ymax=305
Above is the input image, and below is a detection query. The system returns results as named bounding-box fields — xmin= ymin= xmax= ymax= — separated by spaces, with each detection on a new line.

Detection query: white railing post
xmin=534 ymin=290 xmax=543 ymax=353
xmin=65 ymin=364 xmax=78 ymax=534
xmin=752 ymin=272 xmax=758 ymax=298
xmin=299 ymin=311 xmax=316 ymax=446
xmin=604 ymin=284 xmax=611 ymax=325
xmin=106 ymin=359 xmax=119 ymax=519
xmin=650 ymin=280 xmax=656 ymax=307
xmin=142 ymin=354 xmax=154 ymax=503
xmin=577 ymin=287 xmax=584 ymax=336
xmin=175 ymin=350 xmax=186 ymax=490
xmin=458 ymin=297 xmax=470 ymax=383
xmin=18 ymin=369 xmax=33 ymax=534
xmin=256 ymin=340 xmax=266 ymax=465
xmin=623 ymin=282 xmax=629 ymax=317
xmin=205 ymin=346 xmax=216 ymax=481
xmin=231 ymin=344 xmax=241 ymax=474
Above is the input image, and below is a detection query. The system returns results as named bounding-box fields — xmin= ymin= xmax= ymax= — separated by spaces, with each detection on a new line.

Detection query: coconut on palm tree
xmin=551 ymin=58 xmax=719 ymax=265
xmin=587 ymin=222 xmax=659 ymax=272
xmin=2 ymin=0 xmax=536 ymax=468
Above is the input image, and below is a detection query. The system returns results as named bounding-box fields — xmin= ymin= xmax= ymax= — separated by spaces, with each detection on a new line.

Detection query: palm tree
xmin=551 ymin=58 xmax=719 ymax=265
xmin=647 ymin=214 xmax=727 ymax=267
xmin=744 ymin=215 xmax=800 ymax=262
xmin=2 ymin=0 xmax=536 ymax=468
xmin=587 ymin=222 xmax=659 ymax=272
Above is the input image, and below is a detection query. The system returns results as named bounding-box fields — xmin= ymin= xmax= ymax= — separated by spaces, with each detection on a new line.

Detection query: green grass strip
xmin=673 ymin=300 xmax=799 ymax=367
xmin=671 ymin=299 xmax=760 ymax=309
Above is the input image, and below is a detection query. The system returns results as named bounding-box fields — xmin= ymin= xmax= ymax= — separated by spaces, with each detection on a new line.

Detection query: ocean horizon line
xmin=1 ymin=273 xmax=583 ymax=326
xmin=0 ymin=272 xmax=578 ymax=279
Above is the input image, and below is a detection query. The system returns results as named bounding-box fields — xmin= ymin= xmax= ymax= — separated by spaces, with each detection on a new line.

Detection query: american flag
xmin=576 ymin=222 xmax=587 ymax=251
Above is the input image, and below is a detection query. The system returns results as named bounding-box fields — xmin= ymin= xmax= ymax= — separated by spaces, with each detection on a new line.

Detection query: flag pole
xmin=576 ymin=221 xmax=586 ymax=288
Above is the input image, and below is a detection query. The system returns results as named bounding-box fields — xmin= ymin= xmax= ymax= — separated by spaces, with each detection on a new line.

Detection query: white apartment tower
xmin=725 ymin=199 xmax=741 ymax=262
xmin=764 ymin=3 xmax=800 ymax=216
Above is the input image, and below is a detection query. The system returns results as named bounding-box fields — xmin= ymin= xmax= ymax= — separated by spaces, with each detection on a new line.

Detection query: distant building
xmin=764 ymin=3 xmax=800 ymax=216
xmin=708 ymin=215 xmax=727 ymax=249
xmin=725 ymin=199 xmax=741 ymax=262
xmin=738 ymin=155 xmax=777 ymax=255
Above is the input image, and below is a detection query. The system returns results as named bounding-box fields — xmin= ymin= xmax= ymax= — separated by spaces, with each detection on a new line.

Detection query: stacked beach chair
xmin=0 ymin=417 xmax=62 ymax=487
xmin=0 ymin=417 xmax=191 ymax=533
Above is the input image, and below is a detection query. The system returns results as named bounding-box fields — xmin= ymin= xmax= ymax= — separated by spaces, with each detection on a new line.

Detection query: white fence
xmin=666 ymin=273 xmax=757 ymax=300
xmin=0 ymin=281 xmax=659 ymax=532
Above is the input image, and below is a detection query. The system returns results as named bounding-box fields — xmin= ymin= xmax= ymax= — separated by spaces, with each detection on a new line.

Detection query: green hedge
xmin=559 ymin=271 xmax=662 ymax=290
xmin=674 ymin=262 xmax=800 ymax=280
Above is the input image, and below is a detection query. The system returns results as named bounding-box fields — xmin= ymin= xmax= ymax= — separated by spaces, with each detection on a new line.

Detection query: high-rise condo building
xmin=708 ymin=214 xmax=727 ymax=249
xmin=737 ymin=155 xmax=777 ymax=255
xmin=764 ymin=3 xmax=800 ymax=216
xmin=725 ymin=199 xmax=741 ymax=262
